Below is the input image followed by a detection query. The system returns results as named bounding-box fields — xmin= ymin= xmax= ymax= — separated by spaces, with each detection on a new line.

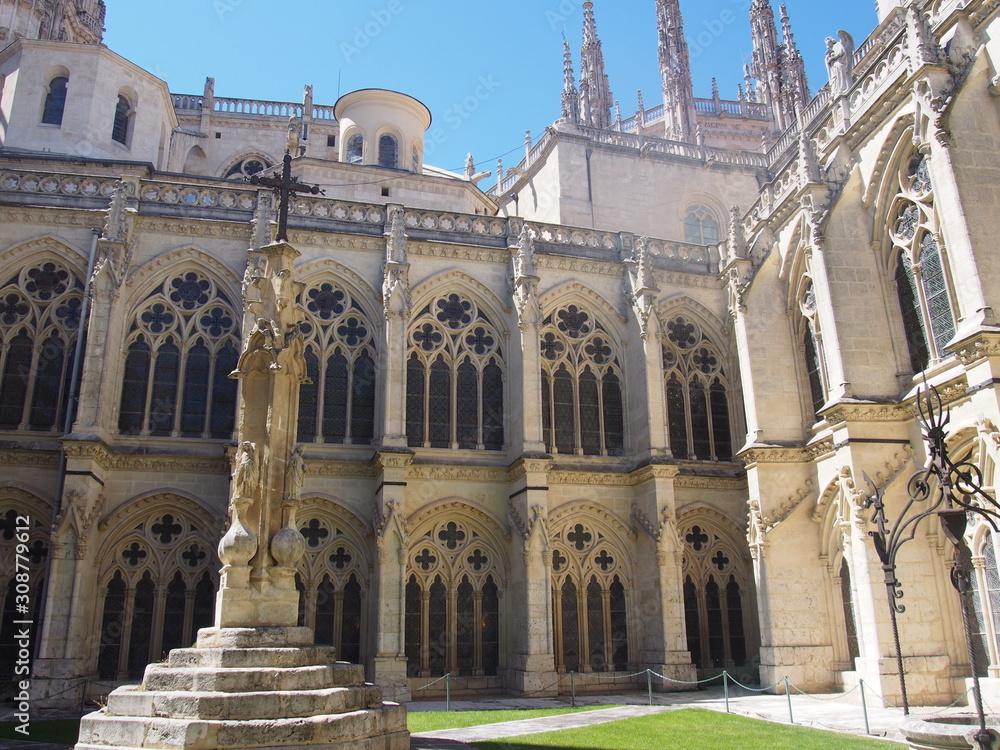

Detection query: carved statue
xmin=285 ymin=445 xmax=306 ymax=501
xmin=286 ymin=117 xmax=300 ymax=156
xmin=825 ymin=30 xmax=855 ymax=98
xmin=233 ymin=441 xmax=259 ymax=498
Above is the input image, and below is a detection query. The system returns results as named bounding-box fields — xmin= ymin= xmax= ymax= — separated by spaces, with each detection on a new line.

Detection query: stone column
xmin=213 ymin=241 xmax=308 ymax=631
xmin=507 ymin=456 xmax=558 ymax=696
xmin=381 ymin=205 xmax=410 ymax=448
xmin=511 ymin=222 xmax=545 ymax=453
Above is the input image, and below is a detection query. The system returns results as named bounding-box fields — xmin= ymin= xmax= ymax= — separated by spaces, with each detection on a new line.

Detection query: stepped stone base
xmin=75 ymin=628 xmax=408 ymax=750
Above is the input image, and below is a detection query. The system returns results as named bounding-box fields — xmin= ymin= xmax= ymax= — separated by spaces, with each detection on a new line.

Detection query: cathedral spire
xmin=561 ymin=39 xmax=580 ymax=124
xmin=578 ymin=1 xmax=614 ymax=129
xmin=749 ymin=0 xmax=807 ymax=131
xmin=656 ymin=0 xmax=697 ymax=142
xmin=780 ymin=5 xmax=810 ymax=113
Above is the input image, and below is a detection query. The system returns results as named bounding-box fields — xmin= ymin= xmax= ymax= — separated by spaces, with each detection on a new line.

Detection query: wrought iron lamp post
xmin=863 ymin=384 xmax=999 ymax=750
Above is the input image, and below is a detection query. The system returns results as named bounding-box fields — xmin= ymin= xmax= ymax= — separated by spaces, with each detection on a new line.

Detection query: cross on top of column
xmin=250 ymin=151 xmax=323 ymax=243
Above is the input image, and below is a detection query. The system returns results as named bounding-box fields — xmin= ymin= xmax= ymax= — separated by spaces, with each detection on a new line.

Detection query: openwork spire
xmin=748 ymin=0 xmax=806 ymax=131
xmin=780 ymin=5 xmax=810 ymax=112
xmin=561 ymin=39 xmax=580 ymax=123
xmin=655 ymin=0 xmax=697 ymax=142
xmin=578 ymin=1 xmax=614 ymax=129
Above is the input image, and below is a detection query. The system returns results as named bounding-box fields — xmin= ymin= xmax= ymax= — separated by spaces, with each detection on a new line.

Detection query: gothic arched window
xmin=839 ymin=558 xmax=860 ymax=665
xmin=540 ymin=305 xmax=624 ymax=457
xmin=662 ymin=316 xmax=733 ymax=461
xmin=680 ymin=519 xmax=752 ymax=669
xmin=96 ymin=509 xmax=217 ymax=680
xmin=406 ymin=293 xmax=504 ymax=451
xmin=41 ymin=76 xmax=68 ymax=126
xmin=0 ymin=260 xmax=83 ymax=432
xmin=798 ymin=284 xmax=827 ymax=417
xmin=404 ymin=517 xmax=504 ymax=678
xmin=112 ymin=93 xmax=133 ymax=145
xmin=684 ymin=205 xmax=720 ymax=245
xmin=888 ymin=154 xmax=956 ymax=373
xmin=224 ymin=156 xmax=271 ymax=179
xmin=294 ymin=513 xmax=367 ymax=664
xmin=346 ymin=134 xmax=364 ymax=164
xmin=550 ymin=520 xmax=629 ymax=673
xmin=118 ymin=272 xmax=239 ymax=438
xmin=297 ymin=281 xmax=377 ymax=445
xmin=378 ymin=134 xmax=399 ymax=169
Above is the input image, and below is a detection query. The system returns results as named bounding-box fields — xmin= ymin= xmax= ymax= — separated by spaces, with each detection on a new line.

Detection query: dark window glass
xmin=323 ymin=351 xmax=349 ymax=443
xmin=482 ymin=362 xmax=504 ymax=451
xmin=112 ymin=94 xmax=131 ymax=145
xmin=610 ymin=576 xmax=628 ymax=671
xmin=428 ymin=577 xmax=447 ymax=675
xmin=404 ymin=576 xmax=421 ymax=677
xmin=839 ymin=559 xmax=860 ymax=664
xmin=690 ymin=378 xmax=711 ymax=460
xmin=0 ymin=330 xmax=32 ymax=428
xmin=378 ymin=134 xmax=399 ymax=168
xmin=405 ymin=355 xmax=425 ymax=448
xmin=209 ymin=340 xmax=238 ymax=439
xmin=579 ymin=370 xmax=601 ymax=455
xmin=298 ymin=348 xmax=320 ymax=442
xmin=726 ymin=576 xmax=747 ymax=666
xmin=346 ymin=135 xmax=363 ymax=164
xmin=127 ymin=571 xmax=155 ymax=679
xmin=553 ymin=366 xmax=575 ymax=455
xmin=351 ymin=350 xmax=376 ymax=444
xmin=148 ymin=340 xmax=179 ymax=436
xmin=541 ymin=370 xmax=552 ymax=450
xmin=456 ymin=576 xmax=475 ymax=676
xmin=482 ymin=576 xmax=500 ymax=676
xmin=341 ymin=574 xmax=363 ymax=664
xmin=896 ymin=253 xmax=930 ymax=373
xmin=315 ymin=575 xmax=335 ymax=647
xmin=964 ymin=545 xmax=989 ymax=678
xmin=667 ymin=374 xmax=688 ymax=459
xmin=603 ymin=371 xmax=624 ymax=456
xmin=192 ymin=572 xmax=215 ymax=636
xmin=561 ymin=578 xmax=580 ymax=671
xmin=42 ymin=76 xmax=68 ymax=126
xmin=98 ymin=572 xmax=127 ymax=679
xmin=29 ymin=332 xmax=65 ymax=430
xmin=160 ymin=571 xmax=187 ymax=656
xmin=920 ymin=233 xmax=955 ymax=356
xmin=587 ymin=577 xmax=605 ymax=672
xmin=710 ymin=381 xmax=732 ymax=461
xmin=705 ymin=576 xmax=725 ymax=667
xmin=118 ymin=338 xmax=150 ymax=435
xmin=683 ymin=576 xmax=701 ymax=667
xmin=428 ymin=357 xmax=450 ymax=448
xmin=180 ymin=342 xmax=210 ymax=437
xmin=456 ymin=360 xmax=478 ymax=450
xmin=803 ymin=325 xmax=826 ymax=416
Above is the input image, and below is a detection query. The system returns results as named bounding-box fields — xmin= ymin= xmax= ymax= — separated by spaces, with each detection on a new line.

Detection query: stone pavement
xmin=407 ymin=685 xmax=976 ymax=748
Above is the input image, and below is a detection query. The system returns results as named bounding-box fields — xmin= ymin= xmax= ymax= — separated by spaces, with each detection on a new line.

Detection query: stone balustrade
xmin=0 ymin=171 xmax=119 ymax=199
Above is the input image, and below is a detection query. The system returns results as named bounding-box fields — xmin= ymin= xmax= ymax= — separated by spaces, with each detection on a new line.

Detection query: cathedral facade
xmin=2 ymin=0 xmax=1000 ymax=708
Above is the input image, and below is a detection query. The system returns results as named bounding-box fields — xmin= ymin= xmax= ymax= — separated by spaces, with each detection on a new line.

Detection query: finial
xmin=712 ymin=77 xmax=720 ymax=101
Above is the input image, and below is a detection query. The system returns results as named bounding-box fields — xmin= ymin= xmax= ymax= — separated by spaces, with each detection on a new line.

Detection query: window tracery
xmin=118 ymin=271 xmax=239 ymax=438
xmin=404 ymin=517 xmax=503 ymax=678
xmin=96 ymin=509 xmax=217 ymax=680
xmin=550 ymin=520 xmax=629 ymax=673
xmin=406 ymin=293 xmax=504 ymax=451
xmin=680 ymin=520 xmax=750 ymax=670
xmin=887 ymin=153 xmax=956 ymax=372
xmin=294 ymin=513 xmax=366 ymax=663
xmin=224 ymin=157 xmax=271 ymax=179
xmin=684 ymin=205 xmax=720 ymax=245
xmin=662 ymin=315 xmax=733 ymax=461
xmin=540 ymin=305 xmax=623 ymax=456
xmin=0 ymin=260 xmax=83 ymax=432
xmin=297 ymin=281 xmax=377 ymax=445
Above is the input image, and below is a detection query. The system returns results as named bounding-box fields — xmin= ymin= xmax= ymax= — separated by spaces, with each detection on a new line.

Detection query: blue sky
xmin=104 ymin=0 xmax=876 ymax=175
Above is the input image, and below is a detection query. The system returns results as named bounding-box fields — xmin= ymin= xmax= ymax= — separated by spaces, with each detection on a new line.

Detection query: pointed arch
xmin=409 ymin=269 xmax=511 ymax=321
xmin=539 ymin=281 xmax=627 ymax=333
xmin=0 ymin=236 xmax=89 ymax=278
xmin=123 ymin=247 xmax=241 ymax=309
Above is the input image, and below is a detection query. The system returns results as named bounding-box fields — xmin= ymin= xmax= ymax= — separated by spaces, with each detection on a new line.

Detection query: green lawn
xmin=409 ymin=706 xmax=613 ymax=734
xmin=0 ymin=719 xmax=81 ymax=745
xmin=469 ymin=708 xmax=898 ymax=750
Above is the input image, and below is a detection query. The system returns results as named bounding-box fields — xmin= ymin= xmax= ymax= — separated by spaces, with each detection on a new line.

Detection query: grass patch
xmin=0 ymin=719 xmax=81 ymax=745
xmin=409 ymin=706 xmax=614 ymax=734
xmin=470 ymin=708 xmax=897 ymax=750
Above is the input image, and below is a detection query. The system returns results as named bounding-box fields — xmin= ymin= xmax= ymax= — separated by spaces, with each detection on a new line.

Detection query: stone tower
xmin=578 ymin=1 xmax=614 ymax=130
xmin=0 ymin=0 xmax=105 ymax=46
xmin=655 ymin=0 xmax=697 ymax=142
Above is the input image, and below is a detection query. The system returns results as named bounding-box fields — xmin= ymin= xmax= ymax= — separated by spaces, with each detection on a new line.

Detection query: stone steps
xmin=142 ymin=663 xmax=363 ymax=693
xmin=167 ymin=647 xmax=338 ymax=670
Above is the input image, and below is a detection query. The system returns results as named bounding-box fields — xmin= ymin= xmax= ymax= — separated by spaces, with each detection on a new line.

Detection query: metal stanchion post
xmin=785 ymin=676 xmax=794 ymax=724
xmin=860 ymin=679 xmax=871 ymax=736
xmin=724 ymin=671 xmax=730 ymax=714
xmin=647 ymin=669 xmax=653 ymax=706
xmin=446 ymin=673 xmax=451 ymax=712
xmin=571 ymin=671 xmax=576 ymax=707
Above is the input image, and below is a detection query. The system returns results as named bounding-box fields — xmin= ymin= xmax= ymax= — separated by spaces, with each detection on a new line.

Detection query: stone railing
xmin=693 ymin=97 xmax=771 ymax=120
xmin=0 ymin=170 xmax=120 ymax=200
xmin=172 ymin=94 xmax=339 ymax=123
xmin=172 ymin=94 xmax=203 ymax=112
xmin=138 ymin=180 xmax=258 ymax=212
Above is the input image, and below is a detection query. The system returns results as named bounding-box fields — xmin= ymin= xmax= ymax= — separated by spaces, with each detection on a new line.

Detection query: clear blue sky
xmin=104 ymin=0 xmax=876 ymax=175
